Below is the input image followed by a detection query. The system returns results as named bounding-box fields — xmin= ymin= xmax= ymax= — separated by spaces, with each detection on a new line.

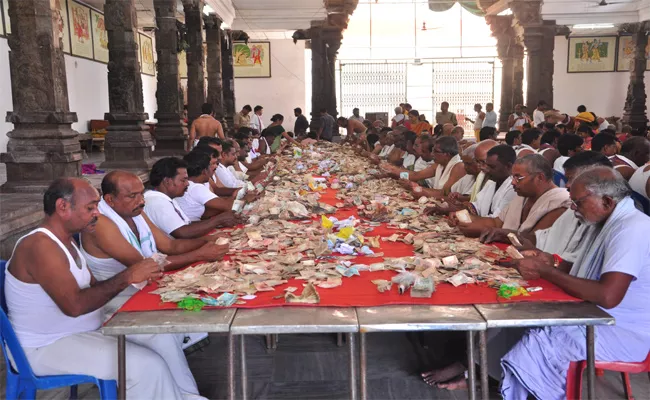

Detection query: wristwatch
xmin=552 ymin=254 xmax=562 ymax=268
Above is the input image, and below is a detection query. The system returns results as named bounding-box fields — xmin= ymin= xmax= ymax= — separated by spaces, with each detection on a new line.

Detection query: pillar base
xmin=153 ymin=113 xmax=188 ymax=156
xmin=101 ymin=113 xmax=155 ymax=170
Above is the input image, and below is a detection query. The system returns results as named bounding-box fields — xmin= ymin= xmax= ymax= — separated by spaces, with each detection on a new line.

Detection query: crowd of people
xmin=3 ymin=98 xmax=650 ymax=400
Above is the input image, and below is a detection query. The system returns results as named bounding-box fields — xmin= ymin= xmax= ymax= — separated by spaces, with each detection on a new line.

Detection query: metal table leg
xmin=586 ymin=326 xmax=596 ymax=400
xmin=478 ymin=330 xmax=488 ymax=400
xmin=272 ymin=334 xmax=278 ymax=349
xmin=359 ymin=332 xmax=367 ymax=400
xmin=228 ymin=334 xmax=235 ymax=400
xmin=241 ymin=335 xmax=248 ymax=400
xmin=466 ymin=331 xmax=477 ymax=400
xmin=118 ymin=335 xmax=126 ymax=400
xmin=265 ymin=334 xmax=272 ymax=350
xmin=337 ymin=332 xmax=344 ymax=347
xmin=348 ymin=333 xmax=358 ymax=400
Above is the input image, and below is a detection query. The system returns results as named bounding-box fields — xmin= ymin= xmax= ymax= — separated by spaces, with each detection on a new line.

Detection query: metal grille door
xmin=432 ymin=61 xmax=495 ymax=133
xmin=340 ymin=63 xmax=407 ymax=120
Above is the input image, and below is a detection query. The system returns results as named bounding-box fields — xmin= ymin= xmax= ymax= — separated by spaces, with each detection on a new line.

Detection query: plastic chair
xmin=0 ymin=260 xmax=118 ymax=400
xmin=630 ymin=191 xmax=650 ymax=216
xmin=553 ymin=170 xmax=567 ymax=187
xmin=566 ymin=351 xmax=650 ymax=400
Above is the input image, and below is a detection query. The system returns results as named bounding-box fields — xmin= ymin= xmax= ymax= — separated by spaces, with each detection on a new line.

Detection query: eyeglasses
xmin=570 ymin=194 xmax=594 ymax=209
xmin=511 ymin=175 xmax=530 ymax=183
xmin=476 ymin=159 xmax=487 ymax=166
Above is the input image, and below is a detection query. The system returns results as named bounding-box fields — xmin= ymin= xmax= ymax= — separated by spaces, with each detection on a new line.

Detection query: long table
xmin=101 ymin=302 xmax=614 ymax=400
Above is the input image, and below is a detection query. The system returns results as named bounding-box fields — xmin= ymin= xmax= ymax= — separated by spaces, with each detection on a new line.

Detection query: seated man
xmin=144 ymin=157 xmax=241 ymax=239
xmin=471 ymin=144 xmax=518 ymax=217
xmin=215 ymin=141 xmax=266 ymax=189
xmin=591 ymin=132 xmax=619 ymax=158
xmin=6 ymin=178 xmax=201 ymax=399
xmin=554 ymin=133 xmax=584 ymax=175
xmin=610 ymin=136 xmax=650 ymax=180
xmin=501 ymin=167 xmax=650 ymax=400
xmin=386 ymin=136 xmax=466 ymax=198
xmin=81 ymin=170 xmax=229 ymax=314
xmin=507 ymin=151 xmax=613 ymax=262
xmin=177 ymin=151 xmax=252 ymax=221
xmin=505 ymin=130 xmax=522 ymax=149
xmin=537 ymin=129 xmax=561 ymax=165
xmin=515 ymin=128 xmax=541 ymax=157
xmin=448 ymin=143 xmax=479 ymax=197
xmin=478 ymin=126 xmax=497 ymax=142
xmin=456 ymin=154 xmax=570 ymax=237
xmin=190 ymin=146 xmax=241 ymax=198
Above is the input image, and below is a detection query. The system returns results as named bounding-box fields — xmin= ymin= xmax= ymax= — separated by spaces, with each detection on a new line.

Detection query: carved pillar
xmin=205 ymin=14 xmax=224 ymax=123
xmin=487 ymin=15 xmax=524 ymax=132
xmin=512 ymin=44 xmax=525 ymax=108
xmin=309 ymin=22 xmax=343 ymax=139
xmin=621 ymin=23 xmax=650 ymax=131
xmin=101 ymin=0 xmax=154 ymax=170
xmin=153 ymin=0 xmax=186 ymax=156
xmin=221 ymin=29 xmax=236 ymax=130
xmin=512 ymin=0 xmax=555 ymax=110
xmin=0 ymin=0 xmax=82 ymax=193
xmin=182 ymin=0 xmax=205 ymax=128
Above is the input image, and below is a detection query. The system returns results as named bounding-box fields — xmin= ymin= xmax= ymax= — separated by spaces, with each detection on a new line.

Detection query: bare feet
xmin=421 ymin=361 xmax=465 ymax=386
xmin=436 ymin=374 xmax=468 ymax=390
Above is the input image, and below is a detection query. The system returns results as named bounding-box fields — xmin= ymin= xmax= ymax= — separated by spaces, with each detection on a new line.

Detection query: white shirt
xmin=553 ymin=155 xmax=570 ymax=175
xmin=144 ymin=190 xmax=191 ymax=235
xmin=482 ymin=110 xmax=498 ymax=128
xmin=176 ymin=180 xmax=218 ymax=222
xmin=402 ymin=153 xmax=416 ymax=170
xmin=414 ymin=157 xmax=434 ymax=172
xmin=379 ymin=144 xmax=394 ymax=158
xmin=533 ymin=109 xmax=545 ymax=126
xmin=472 ymin=178 xmax=517 ymax=217
xmin=215 ymin=163 xmax=246 ymax=189
xmin=630 ymin=165 xmax=650 ymax=200
xmin=451 ymin=174 xmax=476 ymax=195
xmin=598 ymin=120 xmax=610 ymax=132
xmin=250 ymin=113 xmax=264 ymax=132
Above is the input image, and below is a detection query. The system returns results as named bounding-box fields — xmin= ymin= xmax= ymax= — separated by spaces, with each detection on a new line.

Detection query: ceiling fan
xmin=590 ymin=0 xmax=627 ymax=6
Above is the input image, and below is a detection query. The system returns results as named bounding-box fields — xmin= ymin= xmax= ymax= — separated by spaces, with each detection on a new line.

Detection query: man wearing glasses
xmin=454 ymin=154 xmax=570 ymax=238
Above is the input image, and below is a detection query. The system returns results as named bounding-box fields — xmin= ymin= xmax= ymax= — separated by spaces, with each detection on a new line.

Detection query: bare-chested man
xmin=337 ymin=116 xmax=367 ymax=144
xmin=188 ymin=103 xmax=225 ymax=151
xmin=6 ymin=178 xmax=203 ymax=399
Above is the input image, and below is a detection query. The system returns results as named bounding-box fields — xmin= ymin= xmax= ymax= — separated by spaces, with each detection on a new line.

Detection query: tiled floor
xmin=1 ymin=331 xmax=648 ymax=399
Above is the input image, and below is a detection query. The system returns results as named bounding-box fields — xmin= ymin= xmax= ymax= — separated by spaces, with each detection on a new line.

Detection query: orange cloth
xmin=411 ymin=122 xmax=433 ymax=135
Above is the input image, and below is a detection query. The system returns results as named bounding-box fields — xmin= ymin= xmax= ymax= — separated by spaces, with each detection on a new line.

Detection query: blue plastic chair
xmin=553 ymin=170 xmax=567 ymax=187
xmin=631 ymin=191 xmax=650 ymax=216
xmin=0 ymin=260 xmax=118 ymax=399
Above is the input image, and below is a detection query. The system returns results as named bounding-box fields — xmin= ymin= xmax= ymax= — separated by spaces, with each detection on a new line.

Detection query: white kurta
xmin=471 ymin=178 xmax=516 ymax=217
xmin=450 ymin=174 xmax=476 ymax=195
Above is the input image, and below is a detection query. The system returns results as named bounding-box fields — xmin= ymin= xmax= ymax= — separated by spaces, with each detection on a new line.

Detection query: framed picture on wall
xmin=2 ymin=0 xmax=10 ymax=35
xmin=567 ymin=36 xmax=617 ymax=73
xmin=69 ymin=1 xmax=93 ymax=59
xmin=616 ymin=35 xmax=650 ymax=72
xmin=233 ymin=41 xmax=271 ymax=78
xmin=91 ymin=9 xmax=108 ymax=63
xmin=53 ymin=0 xmax=71 ymax=54
xmin=178 ymin=50 xmax=188 ymax=79
xmin=139 ymin=33 xmax=155 ymax=76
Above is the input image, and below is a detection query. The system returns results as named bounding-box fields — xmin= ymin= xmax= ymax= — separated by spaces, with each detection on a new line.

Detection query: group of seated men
xmin=4 ymin=102 xmax=650 ymax=399
xmin=350 ymin=115 xmax=650 ymax=399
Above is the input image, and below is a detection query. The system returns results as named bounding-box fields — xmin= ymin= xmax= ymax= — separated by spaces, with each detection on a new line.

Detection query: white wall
xmin=0 ymin=37 xmax=157 ymax=153
xmin=554 ymin=36 xmax=650 ymax=118
xmin=234 ymin=39 xmax=306 ymax=131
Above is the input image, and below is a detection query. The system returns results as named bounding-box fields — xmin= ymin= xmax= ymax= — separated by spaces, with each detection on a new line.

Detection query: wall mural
xmin=91 ymin=9 xmax=108 ymax=63
xmin=233 ymin=41 xmax=271 ymax=78
xmin=139 ymin=33 xmax=155 ymax=76
xmin=69 ymin=1 xmax=93 ymax=59
xmin=567 ymin=36 xmax=617 ymax=73
xmin=2 ymin=0 xmax=9 ymax=35
xmin=53 ymin=0 xmax=71 ymax=53
xmin=616 ymin=35 xmax=650 ymax=72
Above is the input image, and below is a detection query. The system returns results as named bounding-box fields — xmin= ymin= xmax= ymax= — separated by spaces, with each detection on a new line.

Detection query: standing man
xmin=318 ymin=108 xmax=336 ymax=142
xmin=466 ymin=103 xmax=485 ymax=141
xmin=234 ymin=105 xmax=252 ymax=129
xmin=187 ymin=103 xmax=225 ymax=151
xmin=436 ymin=101 xmax=458 ymax=126
xmin=338 ymin=117 xmax=367 ymax=143
xmin=294 ymin=108 xmax=309 ymax=136
xmin=350 ymin=108 xmax=364 ymax=123
xmin=482 ymin=103 xmax=498 ymax=129
xmin=250 ymin=105 xmax=264 ymax=134
xmin=533 ymin=100 xmax=548 ymax=127
xmin=508 ymin=104 xmax=531 ymax=132
xmin=392 ymin=106 xmax=406 ymax=128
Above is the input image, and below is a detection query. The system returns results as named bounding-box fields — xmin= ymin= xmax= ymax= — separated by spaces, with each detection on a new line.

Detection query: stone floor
xmin=0 ymin=332 xmax=647 ymax=400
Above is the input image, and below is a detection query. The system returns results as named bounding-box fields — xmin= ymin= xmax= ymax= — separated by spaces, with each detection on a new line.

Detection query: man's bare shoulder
xmin=9 ymin=232 xmax=68 ymax=283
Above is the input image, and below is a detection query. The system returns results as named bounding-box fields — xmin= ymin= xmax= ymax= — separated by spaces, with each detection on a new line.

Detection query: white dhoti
xmin=24 ymin=330 xmax=204 ymax=399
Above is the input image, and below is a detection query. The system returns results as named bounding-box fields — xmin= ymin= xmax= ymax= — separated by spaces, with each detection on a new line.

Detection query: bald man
xmin=338 ymin=117 xmax=367 ymax=144
xmin=80 ymin=171 xmax=228 ymax=315
xmin=6 ymin=178 xmax=199 ymax=399
xmin=442 ymin=123 xmax=454 ymax=137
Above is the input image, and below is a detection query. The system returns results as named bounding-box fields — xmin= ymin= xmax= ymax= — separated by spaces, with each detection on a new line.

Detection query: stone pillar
xmin=512 ymin=45 xmax=525 ymax=108
xmin=309 ymin=22 xmax=343 ymax=139
xmin=487 ymin=15 xmax=524 ymax=132
xmin=205 ymin=14 xmax=224 ymax=123
xmin=512 ymin=0 xmax=555 ymax=110
xmin=0 ymin=0 xmax=82 ymax=193
xmin=153 ymin=0 xmax=186 ymax=156
xmin=182 ymin=0 xmax=205 ymax=128
xmin=221 ymin=29 xmax=236 ymax=130
xmin=621 ymin=23 xmax=650 ymax=131
xmin=101 ymin=0 xmax=154 ymax=170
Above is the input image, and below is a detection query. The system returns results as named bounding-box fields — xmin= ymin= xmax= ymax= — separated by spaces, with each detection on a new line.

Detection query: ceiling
xmin=230 ymin=0 xmax=327 ymax=31
xmin=541 ymin=0 xmax=650 ymax=25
